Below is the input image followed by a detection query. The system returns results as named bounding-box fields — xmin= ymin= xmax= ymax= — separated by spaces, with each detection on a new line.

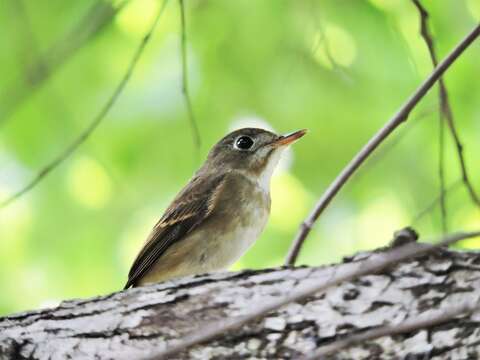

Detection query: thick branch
xmin=152 ymin=230 xmax=479 ymax=358
xmin=307 ymin=298 xmax=480 ymax=359
xmin=2 ymin=237 xmax=480 ymax=359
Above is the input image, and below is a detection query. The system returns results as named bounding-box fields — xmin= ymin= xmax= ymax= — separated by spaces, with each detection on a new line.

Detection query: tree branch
xmin=356 ymin=104 xmax=436 ymax=174
xmin=411 ymin=0 xmax=480 ymax=219
xmin=304 ymin=298 xmax=480 ymax=359
xmin=412 ymin=179 xmax=462 ymax=225
xmin=178 ymin=0 xmax=201 ymax=157
xmin=410 ymin=0 xmax=448 ymax=234
xmin=149 ymin=230 xmax=480 ymax=359
xmin=0 ymin=0 xmax=170 ymax=209
xmin=0 ymin=0 xmax=130 ymax=126
xmin=284 ymin=24 xmax=480 ymax=266
xmin=2 ymin=232 xmax=480 ymax=358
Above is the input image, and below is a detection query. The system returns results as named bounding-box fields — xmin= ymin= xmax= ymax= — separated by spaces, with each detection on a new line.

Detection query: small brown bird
xmin=124 ymin=127 xmax=306 ymax=288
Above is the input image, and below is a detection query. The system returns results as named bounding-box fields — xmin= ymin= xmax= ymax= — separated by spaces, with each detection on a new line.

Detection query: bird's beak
xmin=271 ymin=129 xmax=307 ymax=147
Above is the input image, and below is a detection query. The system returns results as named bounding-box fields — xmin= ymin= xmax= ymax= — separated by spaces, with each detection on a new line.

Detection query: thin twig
xmin=0 ymin=0 xmax=130 ymax=126
xmin=145 ymin=230 xmax=480 ymax=359
xmin=284 ymin=24 xmax=480 ymax=266
xmin=412 ymin=0 xmax=480 ymax=216
xmin=308 ymin=1 xmax=352 ymax=84
xmin=0 ymin=0 xmax=169 ymax=209
xmin=10 ymin=0 xmax=41 ymax=66
xmin=304 ymin=298 xmax=480 ymax=359
xmin=8 ymin=0 xmax=70 ymax=120
xmin=438 ymin=98 xmax=448 ymax=232
xmin=178 ymin=0 xmax=201 ymax=156
xmin=361 ymin=104 xmax=436 ymax=172
xmin=412 ymin=179 xmax=462 ymax=225
xmin=411 ymin=0 xmax=448 ymax=233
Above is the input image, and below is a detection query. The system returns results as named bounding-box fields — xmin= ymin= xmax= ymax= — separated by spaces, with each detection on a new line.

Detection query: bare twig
xmin=285 ymin=24 xmax=480 ymax=266
xmin=0 ymin=0 xmax=169 ymax=209
xmin=8 ymin=0 xmax=70 ymax=119
xmin=308 ymin=2 xmax=352 ymax=84
xmin=178 ymin=0 xmax=201 ymax=155
xmin=438 ymin=103 xmax=448 ymax=232
xmin=360 ymin=104 xmax=436 ymax=172
xmin=412 ymin=0 xmax=480 ymax=216
xmin=9 ymin=0 xmax=40 ymax=66
xmin=411 ymin=0 xmax=448 ymax=233
xmin=146 ymin=230 xmax=480 ymax=359
xmin=304 ymin=298 xmax=480 ymax=359
xmin=412 ymin=179 xmax=462 ymax=225
xmin=0 ymin=0 xmax=130 ymax=126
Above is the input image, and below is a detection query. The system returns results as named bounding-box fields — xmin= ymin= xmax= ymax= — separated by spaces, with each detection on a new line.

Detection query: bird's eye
xmin=234 ymin=136 xmax=254 ymax=150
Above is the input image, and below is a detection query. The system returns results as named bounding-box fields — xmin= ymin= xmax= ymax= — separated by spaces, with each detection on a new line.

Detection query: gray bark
xmin=1 ymin=247 xmax=480 ymax=360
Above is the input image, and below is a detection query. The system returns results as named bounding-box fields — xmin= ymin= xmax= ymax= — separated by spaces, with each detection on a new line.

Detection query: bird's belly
xmin=206 ymin=204 xmax=269 ymax=270
xmin=143 ymin=205 xmax=269 ymax=285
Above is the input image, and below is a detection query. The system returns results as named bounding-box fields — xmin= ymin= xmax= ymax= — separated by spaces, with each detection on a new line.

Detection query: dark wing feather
xmin=124 ymin=174 xmax=226 ymax=289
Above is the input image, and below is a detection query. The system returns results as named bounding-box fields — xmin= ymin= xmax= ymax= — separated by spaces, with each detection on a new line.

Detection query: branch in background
xmin=412 ymin=179 xmax=462 ymax=225
xmin=148 ymin=230 xmax=480 ymax=359
xmin=438 ymin=95 xmax=448 ymax=232
xmin=412 ymin=0 xmax=480 ymax=217
xmin=0 ymin=0 xmax=170 ymax=209
xmin=284 ymin=24 xmax=480 ymax=266
xmin=360 ymin=104 xmax=436 ymax=172
xmin=178 ymin=0 xmax=202 ymax=157
xmin=304 ymin=298 xmax=480 ymax=359
xmin=8 ymin=0 xmax=72 ymax=123
xmin=9 ymin=0 xmax=41 ymax=67
xmin=0 ymin=0 xmax=130 ymax=127
xmin=412 ymin=0 xmax=447 ymax=234
xmin=308 ymin=1 xmax=353 ymax=84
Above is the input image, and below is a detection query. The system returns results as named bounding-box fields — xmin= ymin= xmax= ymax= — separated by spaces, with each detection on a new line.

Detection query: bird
xmin=124 ymin=127 xmax=306 ymax=289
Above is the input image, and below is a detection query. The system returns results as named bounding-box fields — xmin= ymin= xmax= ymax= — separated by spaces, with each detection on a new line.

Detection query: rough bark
xmin=1 ymin=247 xmax=480 ymax=360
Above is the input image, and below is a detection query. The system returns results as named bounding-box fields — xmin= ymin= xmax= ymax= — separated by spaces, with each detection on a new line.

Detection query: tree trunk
xmin=1 ymin=246 xmax=480 ymax=359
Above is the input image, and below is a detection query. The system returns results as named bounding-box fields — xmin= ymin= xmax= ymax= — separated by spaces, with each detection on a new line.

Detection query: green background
xmin=1 ymin=0 xmax=479 ymax=315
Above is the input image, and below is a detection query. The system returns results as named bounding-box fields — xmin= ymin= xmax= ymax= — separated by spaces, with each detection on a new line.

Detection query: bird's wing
xmin=124 ymin=173 xmax=227 ymax=289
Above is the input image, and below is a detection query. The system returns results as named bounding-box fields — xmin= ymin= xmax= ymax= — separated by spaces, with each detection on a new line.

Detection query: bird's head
xmin=203 ymin=127 xmax=307 ymax=187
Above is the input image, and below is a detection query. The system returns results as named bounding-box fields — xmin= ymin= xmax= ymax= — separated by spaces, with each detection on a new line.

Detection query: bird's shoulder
xmin=158 ymin=171 xmax=229 ymax=227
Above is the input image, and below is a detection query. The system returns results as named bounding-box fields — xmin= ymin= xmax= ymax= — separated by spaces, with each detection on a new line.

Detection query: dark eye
xmin=234 ymin=136 xmax=254 ymax=150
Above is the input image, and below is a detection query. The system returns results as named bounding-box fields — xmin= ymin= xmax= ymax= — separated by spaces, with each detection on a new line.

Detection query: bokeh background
xmin=1 ymin=0 xmax=479 ymax=315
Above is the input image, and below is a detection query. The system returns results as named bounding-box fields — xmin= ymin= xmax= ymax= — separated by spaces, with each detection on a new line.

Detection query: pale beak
xmin=271 ymin=129 xmax=307 ymax=147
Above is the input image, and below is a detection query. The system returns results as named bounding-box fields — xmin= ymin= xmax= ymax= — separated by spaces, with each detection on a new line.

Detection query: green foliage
xmin=0 ymin=0 xmax=479 ymax=315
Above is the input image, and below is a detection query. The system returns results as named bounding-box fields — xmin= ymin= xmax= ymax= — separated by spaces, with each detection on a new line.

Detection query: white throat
xmin=257 ymin=149 xmax=283 ymax=192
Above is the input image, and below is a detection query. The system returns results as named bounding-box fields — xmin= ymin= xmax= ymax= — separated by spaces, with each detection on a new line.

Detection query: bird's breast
xmin=199 ymin=174 xmax=271 ymax=270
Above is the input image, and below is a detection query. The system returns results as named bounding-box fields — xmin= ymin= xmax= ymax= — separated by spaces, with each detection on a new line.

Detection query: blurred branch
xmin=0 ymin=0 xmax=129 ymax=127
xmin=308 ymin=1 xmax=353 ymax=84
xmin=8 ymin=0 xmax=71 ymax=121
xmin=438 ymin=94 xmax=448 ymax=232
xmin=360 ymin=104 xmax=436 ymax=171
xmin=284 ymin=24 xmax=480 ymax=266
xmin=150 ymin=230 xmax=480 ymax=359
xmin=0 ymin=0 xmax=169 ymax=209
xmin=412 ymin=0 xmax=447 ymax=233
xmin=304 ymin=298 xmax=480 ymax=359
xmin=412 ymin=0 xmax=480 ymax=218
xmin=412 ymin=179 xmax=462 ymax=225
xmin=178 ymin=0 xmax=202 ymax=157
xmin=9 ymin=0 xmax=41 ymax=66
